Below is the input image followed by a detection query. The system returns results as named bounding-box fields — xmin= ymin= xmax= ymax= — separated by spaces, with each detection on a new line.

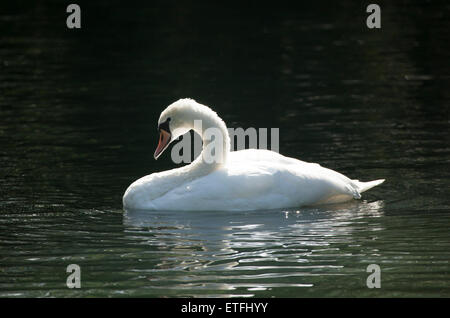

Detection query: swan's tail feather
xmin=353 ymin=179 xmax=385 ymax=193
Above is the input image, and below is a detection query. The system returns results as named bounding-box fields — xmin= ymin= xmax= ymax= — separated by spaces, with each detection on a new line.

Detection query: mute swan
xmin=123 ymin=98 xmax=384 ymax=211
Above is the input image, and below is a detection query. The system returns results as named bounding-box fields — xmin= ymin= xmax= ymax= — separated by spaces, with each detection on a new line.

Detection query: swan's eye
xmin=167 ymin=117 xmax=171 ymax=122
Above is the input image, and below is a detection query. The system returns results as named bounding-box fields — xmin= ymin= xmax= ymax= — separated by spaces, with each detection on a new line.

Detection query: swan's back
xmin=144 ymin=149 xmax=376 ymax=211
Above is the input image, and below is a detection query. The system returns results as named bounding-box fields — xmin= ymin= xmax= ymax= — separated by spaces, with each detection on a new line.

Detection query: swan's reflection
xmin=122 ymin=200 xmax=385 ymax=296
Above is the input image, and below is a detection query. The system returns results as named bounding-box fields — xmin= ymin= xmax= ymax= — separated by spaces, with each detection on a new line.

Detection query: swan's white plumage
xmin=123 ymin=99 xmax=384 ymax=211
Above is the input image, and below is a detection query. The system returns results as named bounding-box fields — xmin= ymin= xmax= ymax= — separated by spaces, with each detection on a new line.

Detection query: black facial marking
xmin=158 ymin=118 xmax=171 ymax=133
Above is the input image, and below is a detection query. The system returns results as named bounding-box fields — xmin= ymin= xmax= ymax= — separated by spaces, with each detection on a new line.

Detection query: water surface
xmin=0 ymin=1 xmax=449 ymax=297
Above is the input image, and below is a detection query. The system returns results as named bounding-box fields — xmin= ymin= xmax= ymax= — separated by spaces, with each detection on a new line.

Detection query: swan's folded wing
xmin=150 ymin=155 xmax=357 ymax=210
xmin=151 ymin=165 xmax=283 ymax=211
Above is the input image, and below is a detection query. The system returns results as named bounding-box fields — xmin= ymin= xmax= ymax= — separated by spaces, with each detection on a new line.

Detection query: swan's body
xmin=123 ymin=99 xmax=384 ymax=211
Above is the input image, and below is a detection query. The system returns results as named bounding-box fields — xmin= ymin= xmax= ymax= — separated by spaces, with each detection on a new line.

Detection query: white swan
xmin=123 ymin=98 xmax=384 ymax=211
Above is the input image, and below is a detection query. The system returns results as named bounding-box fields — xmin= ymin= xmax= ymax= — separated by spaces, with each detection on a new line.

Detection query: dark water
xmin=0 ymin=1 xmax=449 ymax=297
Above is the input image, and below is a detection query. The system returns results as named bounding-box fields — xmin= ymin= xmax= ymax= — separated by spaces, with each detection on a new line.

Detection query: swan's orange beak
xmin=154 ymin=129 xmax=171 ymax=160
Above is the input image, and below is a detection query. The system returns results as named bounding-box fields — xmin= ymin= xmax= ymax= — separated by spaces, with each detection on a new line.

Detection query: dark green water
xmin=0 ymin=1 xmax=449 ymax=297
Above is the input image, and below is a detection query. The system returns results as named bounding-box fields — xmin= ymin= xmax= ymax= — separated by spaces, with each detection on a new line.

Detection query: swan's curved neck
xmin=142 ymin=103 xmax=231 ymax=202
xmin=188 ymin=109 xmax=230 ymax=176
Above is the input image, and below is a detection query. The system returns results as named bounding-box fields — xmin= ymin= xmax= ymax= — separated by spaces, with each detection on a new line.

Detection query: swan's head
xmin=154 ymin=98 xmax=212 ymax=160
